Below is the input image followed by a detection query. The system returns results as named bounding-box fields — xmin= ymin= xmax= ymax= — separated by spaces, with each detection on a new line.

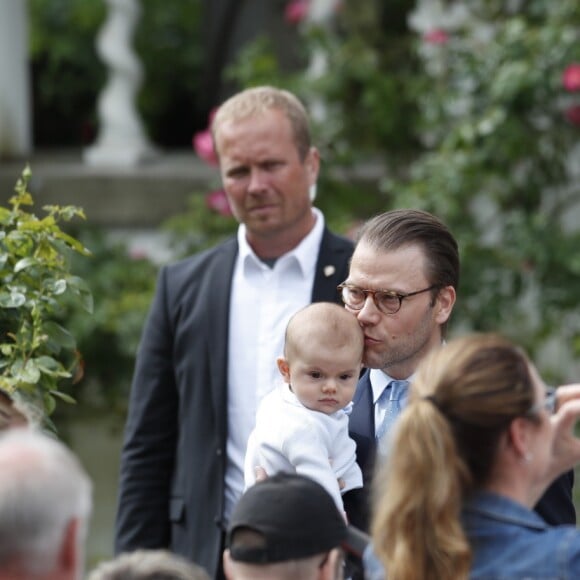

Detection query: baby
xmin=244 ymin=302 xmax=363 ymax=512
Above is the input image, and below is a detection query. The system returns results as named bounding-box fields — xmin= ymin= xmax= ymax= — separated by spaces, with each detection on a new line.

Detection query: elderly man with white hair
xmin=0 ymin=428 xmax=92 ymax=580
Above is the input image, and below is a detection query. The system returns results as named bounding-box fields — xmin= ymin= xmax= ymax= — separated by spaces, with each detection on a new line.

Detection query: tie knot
xmin=389 ymin=379 xmax=409 ymax=401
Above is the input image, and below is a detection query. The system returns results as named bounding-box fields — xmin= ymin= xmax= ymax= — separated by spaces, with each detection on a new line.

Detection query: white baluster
xmin=85 ymin=0 xmax=156 ymax=166
xmin=0 ymin=0 xmax=31 ymax=157
xmin=304 ymin=0 xmax=341 ymax=125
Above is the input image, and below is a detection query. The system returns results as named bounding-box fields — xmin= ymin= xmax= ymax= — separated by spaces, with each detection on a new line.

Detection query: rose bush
xmin=221 ymin=0 xmax=580 ymax=380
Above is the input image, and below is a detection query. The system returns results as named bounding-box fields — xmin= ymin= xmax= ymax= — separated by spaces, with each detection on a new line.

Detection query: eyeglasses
xmin=527 ymin=386 xmax=557 ymax=417
xmin=337 ymin=283 xmax=439 ymax=315
xmin=544 ymin=387 xmax=557 ymax=414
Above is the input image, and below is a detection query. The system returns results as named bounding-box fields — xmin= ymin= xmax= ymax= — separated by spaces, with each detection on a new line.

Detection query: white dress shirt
xmin=224 ymin=209 xmax=325 ymax=520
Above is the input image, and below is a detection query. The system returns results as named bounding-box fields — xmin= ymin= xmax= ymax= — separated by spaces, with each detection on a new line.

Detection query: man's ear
xmin=58 ymin=517 xmax=80 ymax=576
xmin=305 ymin=146 xmax=320 ymax=187
xmin=319 ymin=548 xmax=342 ymax=580
xmin=435 ymin=285 xmax=456 ymax=325
xmin=277 ymin=357 xmax=291 ymax=383
xmin=223 ymin=549 xmax=235 ymax=580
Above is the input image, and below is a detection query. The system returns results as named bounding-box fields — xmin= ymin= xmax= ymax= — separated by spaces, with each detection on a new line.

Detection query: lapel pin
xmin=324 ymin=265 xmax=336 ymax=277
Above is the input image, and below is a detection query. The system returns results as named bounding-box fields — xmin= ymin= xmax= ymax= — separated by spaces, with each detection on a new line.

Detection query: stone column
xmin=84 ymin=0 xmax=156 ymax=167
xmin=0 ymin=0 xmax=32 ymax=157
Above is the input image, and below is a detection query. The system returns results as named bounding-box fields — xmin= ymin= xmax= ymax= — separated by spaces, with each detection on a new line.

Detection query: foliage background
xmin=24 ymin=0 xmax=580 ymax=414
xmin=14 ymin=0 xmax=580 ymax=564
xmin=227 ymin=0 xmax=580 ymax=382
xmin=29 ymin=0 xmax=205 ymax=147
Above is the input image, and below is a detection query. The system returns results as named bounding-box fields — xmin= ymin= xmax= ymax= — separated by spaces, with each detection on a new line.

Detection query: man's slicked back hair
xmin=357 ymin=209 xmax=460 ymax=291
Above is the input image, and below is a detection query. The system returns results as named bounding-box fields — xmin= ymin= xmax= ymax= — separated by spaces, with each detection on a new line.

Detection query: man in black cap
xmin=223 ymin=473 xmax=358 ymax=580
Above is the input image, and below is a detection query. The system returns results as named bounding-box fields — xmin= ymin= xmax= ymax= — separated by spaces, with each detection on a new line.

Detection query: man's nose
xmin=356 ymin=294 xmax=381 ymax=323
xmin=248 ymin=168 xmax=268 ymax=192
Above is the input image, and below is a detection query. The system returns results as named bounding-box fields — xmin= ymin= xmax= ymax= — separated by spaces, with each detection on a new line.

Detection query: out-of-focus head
xmin=371 ymin=333 xmax=551 ymax=580
xmin=87 ymin=549 xmax=210 ymax=580
xmin=224 ymin=473 xmax=347 ymax=580
xmin=0 ymin=389 xmax=34 ymax=430
xmin=410 ymin=333 xmax=545 ymax=488
xmin=0 ymin=428 xmax=92 ymax=580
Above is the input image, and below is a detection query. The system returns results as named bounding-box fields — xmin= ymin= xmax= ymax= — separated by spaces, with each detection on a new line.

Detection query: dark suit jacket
xmin=114 ymin=229 xmax=354 ymax=578
xmin=345 ymin=369 xmax=576 ymax=532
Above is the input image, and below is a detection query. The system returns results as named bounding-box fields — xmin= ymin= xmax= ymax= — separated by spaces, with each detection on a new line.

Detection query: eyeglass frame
xmin=534 ymin=386 xmax=557 ymax=415
xmin=525 ymin=386 xmax=557 ymax=419
xmin=337 ymin=282 xmax=441 ymax=315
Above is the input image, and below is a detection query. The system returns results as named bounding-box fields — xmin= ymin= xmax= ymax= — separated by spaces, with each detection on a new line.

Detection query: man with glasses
xmin=340 ymin=209 xmax=575 ymax=531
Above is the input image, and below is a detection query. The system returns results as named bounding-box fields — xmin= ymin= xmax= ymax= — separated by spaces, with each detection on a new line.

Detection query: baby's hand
xmin=254 ymin=466 xmax=269 ymax=482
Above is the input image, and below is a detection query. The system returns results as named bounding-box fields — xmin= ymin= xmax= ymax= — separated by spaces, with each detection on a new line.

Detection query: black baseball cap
xmin=227 ymin=473 xmax=349 ymax=564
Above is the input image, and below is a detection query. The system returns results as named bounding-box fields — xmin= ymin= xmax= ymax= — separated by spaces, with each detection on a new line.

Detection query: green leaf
xmin=0 ymin=207 xmax=11 ymax=223
xmin=43 ymin=392 xmax=56 ymax=416
xmin=34 ymin=355 xmax=71 ymax=378
xmin=43 ymin=321 xmax=77 ymax=350
xmin=67 ymin=275 xmax=94 ymax=313
xmin=53 ymin=229 xmax=91 ymax=255
xmin=14 ymin=257 xmax=38 ymax=272
xmin=49 ymin=390 xmax=76 ymax=404
xmin=46 ymin=279 xmax=67 ymax=295
xmin=11 ymin=359 xmax=41 ymax=384
xmin=0 ymin=291 xmax=26 ymax=308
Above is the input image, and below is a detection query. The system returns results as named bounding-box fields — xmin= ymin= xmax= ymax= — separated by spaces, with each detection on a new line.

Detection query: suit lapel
xmin=206 ymin=238 xmax=238 ymax=439
xmin=311 ymin=228 xmax=353 ymax=302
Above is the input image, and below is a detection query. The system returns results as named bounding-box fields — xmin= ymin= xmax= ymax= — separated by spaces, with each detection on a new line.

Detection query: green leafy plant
xmin=0 ymin=167 xmax=93 ymax=423
xmin=29 ymin=0 xmax=205 ymax=146
xmin=59 ymin=227 xmax=158 ymax=414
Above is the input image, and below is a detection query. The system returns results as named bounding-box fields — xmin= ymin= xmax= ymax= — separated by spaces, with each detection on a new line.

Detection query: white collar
xmin=237 ymin=207 xmax=324 ymax=276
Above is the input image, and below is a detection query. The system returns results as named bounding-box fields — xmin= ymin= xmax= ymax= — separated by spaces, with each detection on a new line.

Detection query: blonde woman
xmin=368 ymin=333 xmax=580 ymax=579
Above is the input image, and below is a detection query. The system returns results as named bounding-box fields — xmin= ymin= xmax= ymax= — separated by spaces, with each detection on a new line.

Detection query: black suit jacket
xmin=114 ymin=228 xmax=354 ymax=578
xmin=345 ymin=369 xmax=576 ymax=532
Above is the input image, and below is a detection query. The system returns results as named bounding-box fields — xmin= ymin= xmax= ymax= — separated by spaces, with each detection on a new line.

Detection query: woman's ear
xmin=507 ymin=417 xmax=533 ymax=462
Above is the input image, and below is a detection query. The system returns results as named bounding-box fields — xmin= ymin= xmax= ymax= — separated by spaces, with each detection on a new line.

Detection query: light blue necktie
xmin=375 ymin=380 xmax=409 ymax=442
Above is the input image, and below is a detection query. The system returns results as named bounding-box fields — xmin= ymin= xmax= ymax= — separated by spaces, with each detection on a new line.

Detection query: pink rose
xmin=192 ymin=129 xmax=218 ymax=166
xmin=562 ymin=64 xmax=580 ymax=92
xmin=424 ymin=29 xmax=449 ymax=45
xmin=564 ymin=105 xmax=580 ymax=126
xmin=285 ymin=0 xmax=309 ymax=24
xmin=205 ymin=190 xmax=233 ymax=217
xmin=129 ymin=248 xmax=148 ymax=260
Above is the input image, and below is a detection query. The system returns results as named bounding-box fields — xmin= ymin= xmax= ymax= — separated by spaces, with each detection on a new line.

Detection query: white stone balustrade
xmin=0 ymin=0 xmax=31 ymax=157
xmin=84 ymin=0 xmax=156 ymax=167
